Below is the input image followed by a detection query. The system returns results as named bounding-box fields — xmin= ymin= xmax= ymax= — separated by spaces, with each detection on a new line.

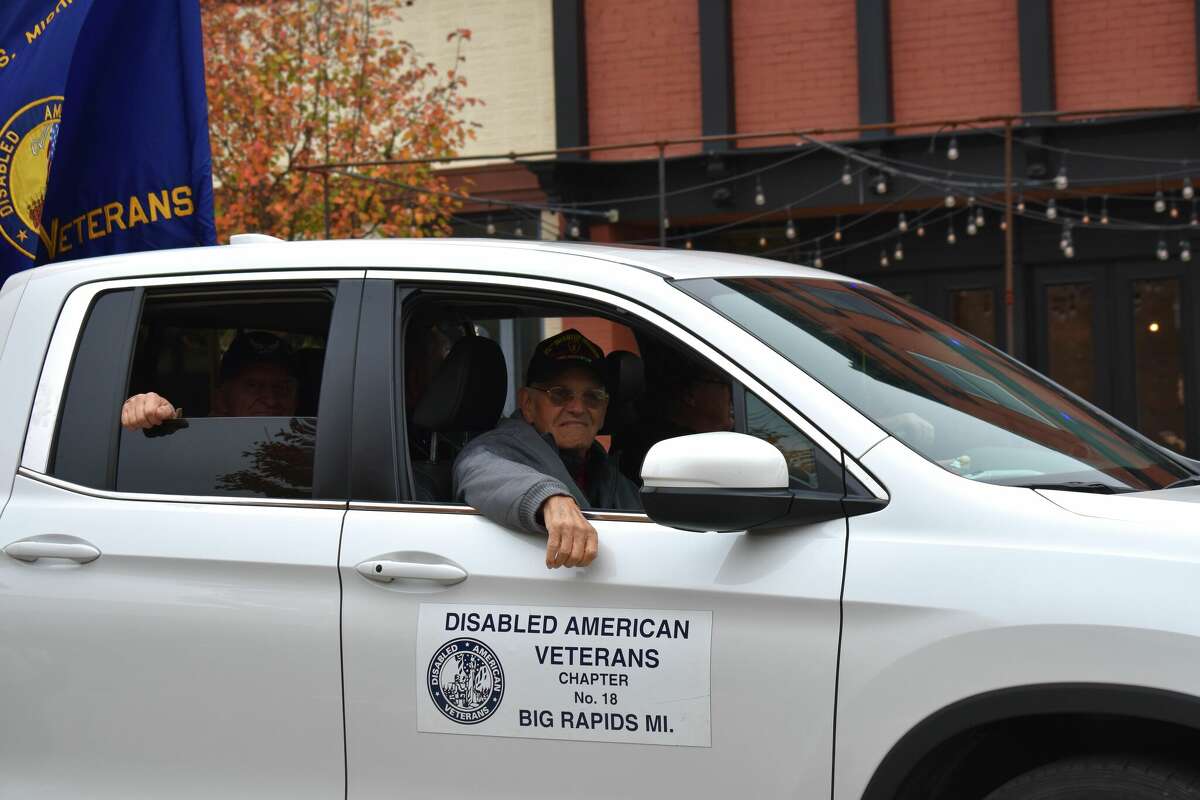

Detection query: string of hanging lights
xmin=324 ymin=115 xmax=1200 ymax=266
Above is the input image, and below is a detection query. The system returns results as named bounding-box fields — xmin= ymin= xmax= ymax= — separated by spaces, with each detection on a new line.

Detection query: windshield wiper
xmin=1162 ymin=476 xmax=1200 ymax=490
xmin=1015 ymin=481 xmax=1128 ymax=494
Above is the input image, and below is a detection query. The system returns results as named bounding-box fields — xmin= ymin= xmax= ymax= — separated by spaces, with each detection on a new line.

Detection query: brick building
xmin=403 ymin=0 xmax=1200 ymax=458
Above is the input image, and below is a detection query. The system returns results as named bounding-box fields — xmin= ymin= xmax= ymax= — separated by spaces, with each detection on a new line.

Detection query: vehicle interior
xmin=115 ymin=284 xmax=827 ymax=503
xmin=398 ymin=289 xmax=829 ymax=505
xmin=128 ymin=285 xmax=335 ymax=418
xmin=116 ymin=285 xmax=335 ymax=499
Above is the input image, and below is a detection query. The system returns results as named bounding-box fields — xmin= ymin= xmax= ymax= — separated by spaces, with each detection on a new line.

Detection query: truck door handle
xmin=356 ymin=559 xmax=467 ymax=585
xmin=5 ymin=535 xmax=101 ymax=564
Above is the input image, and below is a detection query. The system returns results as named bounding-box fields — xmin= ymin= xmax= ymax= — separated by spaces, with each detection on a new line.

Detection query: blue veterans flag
xmin=0 ymin=1 xmax=215 ymax=280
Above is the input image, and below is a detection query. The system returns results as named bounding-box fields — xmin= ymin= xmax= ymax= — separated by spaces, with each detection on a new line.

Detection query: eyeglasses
xmin=528 ymin=384 xmax=610 ymax=408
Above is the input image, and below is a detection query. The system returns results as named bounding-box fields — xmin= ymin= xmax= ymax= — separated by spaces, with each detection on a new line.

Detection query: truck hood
xmin=1036 ymin=485 xmax=1200 ymax=527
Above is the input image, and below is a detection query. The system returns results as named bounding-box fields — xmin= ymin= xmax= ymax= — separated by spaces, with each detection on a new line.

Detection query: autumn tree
xmin=199 ymin=0 xmax=477 ymax=240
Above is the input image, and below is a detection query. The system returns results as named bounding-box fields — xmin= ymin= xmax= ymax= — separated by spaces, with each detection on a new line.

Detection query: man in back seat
xmin=121 ymin=330 xmax=300 ymax=429
xmin=452 ymin=329 xmax=640 ymax=570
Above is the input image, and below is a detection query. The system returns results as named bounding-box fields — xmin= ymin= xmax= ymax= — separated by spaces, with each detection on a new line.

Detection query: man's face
xmin=518 ymin=366 xmax=607 ymax=455
xmin=688 ymin=378 xmax=734 ymax=432
xmin=221 ymin=362 xmax=298 ymax=417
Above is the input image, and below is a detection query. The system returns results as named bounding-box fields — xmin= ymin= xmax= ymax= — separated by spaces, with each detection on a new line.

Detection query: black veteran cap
xmin=220 ymin=330 xmax=298 ymax=383
xmin=525 ymin=328 xmax=605 ymax=386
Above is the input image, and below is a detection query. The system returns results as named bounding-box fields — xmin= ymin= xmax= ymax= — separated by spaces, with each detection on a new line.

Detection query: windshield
xmin=681 ymin=276 xmax=1195 ymax=492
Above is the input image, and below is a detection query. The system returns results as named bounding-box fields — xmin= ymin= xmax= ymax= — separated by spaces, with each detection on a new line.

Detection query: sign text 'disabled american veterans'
xmin=417 ymin=603 xmax=712 ymax=747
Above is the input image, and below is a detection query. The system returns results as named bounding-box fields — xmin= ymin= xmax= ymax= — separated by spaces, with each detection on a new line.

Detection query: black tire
xmin=984 ymin=755 xmax=1200 ymax=800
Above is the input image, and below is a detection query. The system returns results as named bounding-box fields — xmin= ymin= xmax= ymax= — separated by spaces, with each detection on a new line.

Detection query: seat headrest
xmin=412 ymin=336 xmax=508 ymax=432
xmin=605 ymin=350 xmax=644 ymax=404
xmin=599 ymin=350 xmax=644 ymax=435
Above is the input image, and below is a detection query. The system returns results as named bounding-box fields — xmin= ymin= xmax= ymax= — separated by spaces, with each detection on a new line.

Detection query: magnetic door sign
xmin=417 ymin=603 xmax=712 ymax=747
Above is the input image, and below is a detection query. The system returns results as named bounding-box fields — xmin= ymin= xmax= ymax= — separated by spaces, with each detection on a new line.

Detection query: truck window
xmin=398 ymin=288 xmax=842 ymax=505
xmin=52 ymin=284 xmax=335 ymax=499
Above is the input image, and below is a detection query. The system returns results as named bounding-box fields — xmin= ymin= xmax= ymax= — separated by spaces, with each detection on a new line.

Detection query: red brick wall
xmin=1054 ymin=0 xmax=1196 ymax=110
xmin=561 ymin=317 xmax=640 ymax=355
xmin=731 ymin=1 xmax=859 ymax=145
xmin=585 ymin=0 xmax=702 ymax=159
xmin=890 ymin=0 xmax=1021 ymax=127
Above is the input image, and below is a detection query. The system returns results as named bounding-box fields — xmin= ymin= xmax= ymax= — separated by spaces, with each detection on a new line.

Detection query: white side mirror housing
xmin=641 ymin=431 xmax=789 ymax=490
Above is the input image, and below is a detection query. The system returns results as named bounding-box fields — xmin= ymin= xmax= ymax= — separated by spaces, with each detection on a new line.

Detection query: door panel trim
xmin=346 ymin=499 xmax=652 ymax=523
xmin=17 ymin=466 xmax=348 ymax=510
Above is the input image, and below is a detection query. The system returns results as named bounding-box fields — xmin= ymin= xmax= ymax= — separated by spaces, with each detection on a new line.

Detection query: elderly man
xmin=452 ymin=329 xmax=640 ymax=570
xmin=120 ymin=330 xmax=299 ymax=429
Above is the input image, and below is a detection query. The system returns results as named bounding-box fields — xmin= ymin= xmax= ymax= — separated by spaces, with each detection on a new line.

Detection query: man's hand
xmin=541 ymin=495 xmax=598 ymax=569
xmin=121 ymin=392 xmax=179 ymax=431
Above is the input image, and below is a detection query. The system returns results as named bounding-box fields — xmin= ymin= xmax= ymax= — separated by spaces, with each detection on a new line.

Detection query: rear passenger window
xmin=53 ymin=284 xmax=336 ymax=499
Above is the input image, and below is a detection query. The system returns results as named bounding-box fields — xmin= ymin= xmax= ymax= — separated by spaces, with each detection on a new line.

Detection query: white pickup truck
xmin=2 ymin=238 xmax=1200 ymax=800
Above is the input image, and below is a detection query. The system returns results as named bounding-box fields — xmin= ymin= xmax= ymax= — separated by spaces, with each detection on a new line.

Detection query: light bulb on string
xmin=1192 ymin=199 xmax=1199 ymax=226
xmin=759 ymin=233 xmax=768 ymax=249
xmin=1155 ymin=190 xmax=1166 ymax=214
xmin=945 ymin=192 xmax=956 ymax=208
xmin=1157 ymin=238 xmax=1170 ymax=261
xmin=894 ymin=240 xmax=905 ymax=261
xmin=485 ymin=214 xmax=496 ymax=236
xmin=786 ymin=218 xmax=796 ymax=240
xmin=568 ymin=217 xmax=581 ymax=238
xmin=916 ymin=224 xmax=926 ymax=237
xmin=1101 ymin=195 xmax=1110 ymax=225
xmin=1182 ymin=240 xmax=1192 ymax=262
xmin=967 ymin=218 xmax=978 ymax=236
xmin=947 ymin=135 xmax=959 ymax=161
xmin=1185 ymin=177 xmax=1195 ymax=200
xmin=898 ymin=212 xmax=908 ymax=232
xmin=514 ymin=223 xmax=524 ymax=237
xmin=880 ymin=249 xmax=889 ymax=268
xmin=814 ymin=248 xmax=824 ymax=269
xmin=1081 ymin=198 xmax=1090 ymax=224
xmin=684 ymin=239 xmax=693 ymax=250
xmin=1171 ymin=200 xmax=1181 ymax=220
xmin=834 ymin=216 xmax=843 ymax=241
xmin=975 ymin=207 xmax=985 ymax=228
xmin=841 ymin=161 xmax=853 ymax=186
xmin=1046 ymin=198 xmax=1058 ymax=220
xmin=1059 ymin=220 xmax=1075 ymax=258
xmin=663 ymin=216 xmax=670 ymax=229
xmin=1016 ymin=194 xmax=1026 ymax=213
xmin=1000 ymin=218 xmax=1008 ymax=231
xmin=1054 ymin=166 xmax=1069 ymax=191
xmin=754 ymin=178 xmax=766 ymax=207
xmin=946 ymin=220 xmax=957 ymax=245
xmin=874 ymin=174 xmax=889 ymax=195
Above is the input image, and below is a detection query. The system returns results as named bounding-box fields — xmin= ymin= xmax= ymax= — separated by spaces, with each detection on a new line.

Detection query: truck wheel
xmin=984 ymin=755 xmax=1200 ymax=800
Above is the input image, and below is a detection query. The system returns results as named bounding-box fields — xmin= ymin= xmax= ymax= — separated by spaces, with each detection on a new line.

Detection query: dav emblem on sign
xmin=427 ymin=638 xmax=504 ymax=725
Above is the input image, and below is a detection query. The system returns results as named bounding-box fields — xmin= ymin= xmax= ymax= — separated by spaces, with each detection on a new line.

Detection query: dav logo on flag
xmin=0 ymin=0 xmax=215 ymax=280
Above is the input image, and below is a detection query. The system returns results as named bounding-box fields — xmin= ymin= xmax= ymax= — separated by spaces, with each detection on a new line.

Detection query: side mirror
xmin=640 ymin=432 xmax=848 ymax=532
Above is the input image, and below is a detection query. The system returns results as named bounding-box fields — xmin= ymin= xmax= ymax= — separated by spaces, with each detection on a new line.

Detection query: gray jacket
xmin=452 ymin=416 xmax=642 ymax=534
